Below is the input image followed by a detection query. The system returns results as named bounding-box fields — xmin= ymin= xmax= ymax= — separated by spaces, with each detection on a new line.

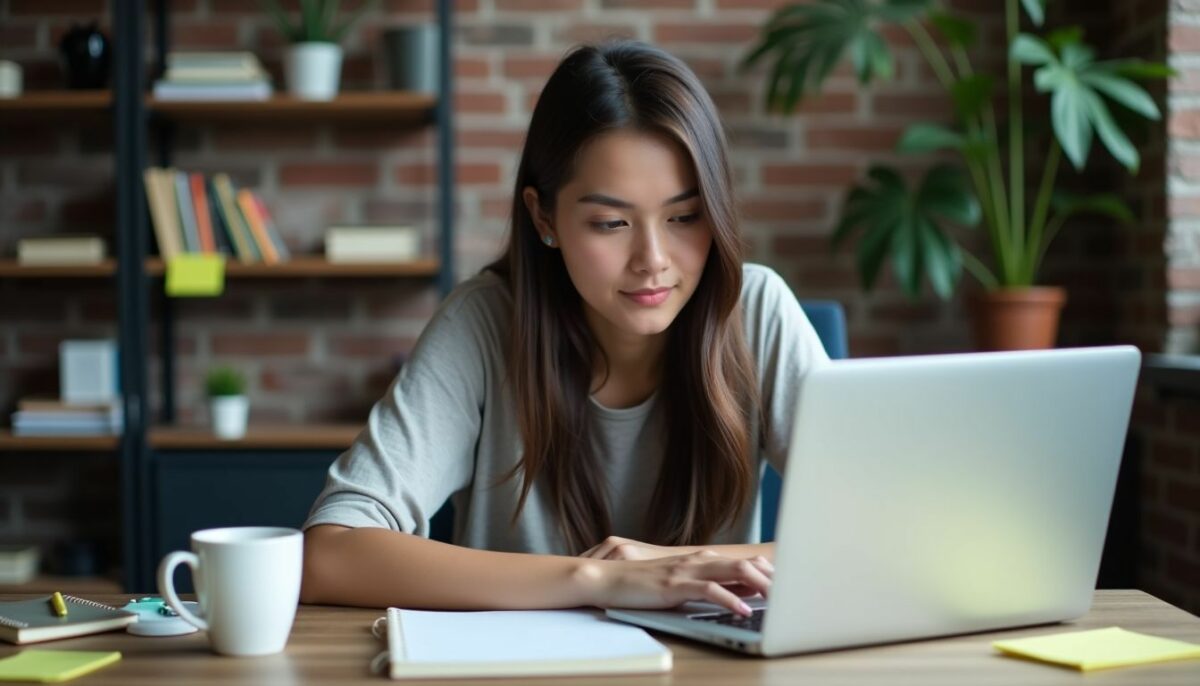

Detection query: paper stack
xmin=152 ymin=51 xmax=272 ymax=101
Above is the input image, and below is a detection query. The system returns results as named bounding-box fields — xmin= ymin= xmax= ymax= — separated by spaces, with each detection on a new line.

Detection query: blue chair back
xmin=759 ymin=300 xmax=848 ymax=542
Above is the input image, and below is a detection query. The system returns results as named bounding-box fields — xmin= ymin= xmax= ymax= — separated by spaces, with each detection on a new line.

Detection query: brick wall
xmin=5 ymin=0 xmax=1195 ymax=604
xmin=1129 ymin=0 xmax=1200 ymax=615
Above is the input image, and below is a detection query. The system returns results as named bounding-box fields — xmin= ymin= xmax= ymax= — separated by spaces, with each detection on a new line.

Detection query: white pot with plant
xmin=264 ymin=0 xmax=378 ymax=101
xmin=207 ymin=366 xmax=249 ymax=440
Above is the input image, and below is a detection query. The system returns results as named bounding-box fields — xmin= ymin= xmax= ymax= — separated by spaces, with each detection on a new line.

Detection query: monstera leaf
xmin=832 ymin=165 xmax=980 ymax=299
xmin=742 ymin=0 xmax=931 ymax=113
xmin=1011 ymin=29 xmax=1161 ymax=172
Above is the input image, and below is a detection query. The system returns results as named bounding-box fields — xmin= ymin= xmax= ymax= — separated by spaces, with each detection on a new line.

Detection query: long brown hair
xmin=486 ymin=41 xmax=759 ymax=553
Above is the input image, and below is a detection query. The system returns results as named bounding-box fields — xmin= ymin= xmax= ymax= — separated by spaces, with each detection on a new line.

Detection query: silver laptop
xmin=607 ymin=346 xmax=1141 ymax=657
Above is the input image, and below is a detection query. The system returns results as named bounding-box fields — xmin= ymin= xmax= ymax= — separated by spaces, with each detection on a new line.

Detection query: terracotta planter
xmin=969 ymin=287 xmax=1067 ymax=351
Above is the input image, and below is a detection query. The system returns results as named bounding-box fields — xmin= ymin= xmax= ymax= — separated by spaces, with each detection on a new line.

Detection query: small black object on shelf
xmin=59 ymin=21 xmax=111 ymax=89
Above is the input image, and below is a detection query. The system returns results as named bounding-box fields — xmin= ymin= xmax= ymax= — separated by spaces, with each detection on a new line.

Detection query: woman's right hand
xmin=580 ymin=550 xmax=773 ymax=617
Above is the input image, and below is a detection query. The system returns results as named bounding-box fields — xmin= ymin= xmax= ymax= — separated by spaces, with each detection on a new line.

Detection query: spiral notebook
xmin=0 ymin=596 xmax=136 ymax=645
xmin=380 ymin=608 xmax=672 ymax=679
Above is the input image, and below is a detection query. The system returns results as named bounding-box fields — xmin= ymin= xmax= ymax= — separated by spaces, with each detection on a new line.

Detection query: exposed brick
xmin=806 ymin=125 xmax=905 ymax=152
xmin=9 ymin=0 xmax=104 ymax=15
xmin=1150 ymin=437 xmax=1198 ymax=473
xmin=654 ymin=23 xmax=759 ymax=45
xmin=0 ymin=26 xmax=38 ymax=49
xmin=211 ymin=128 xmax=320 ymax=151
xmin=395 ymin=162 xmax=501 ymax=186
xmin=1165 ymin=552 xmax=1200 ymax=589
xmin=1146 ymin=510 xmax=1192 ymax=548
xmin=456 ymin=57 xmax=490 ymax=80
xmin=495 ymin=0 xmax=585 ymax=9
xmin=329 ymin=334 xmax=417 ymax=358
xmin=741 ymin=197 xmax=827 ymax=222
xmin=602 ymin=0 xmax=695 ymax=8
xmin=1169 ymin=110 xmax=1200 ymax=139
xmin=762 ymin=164 xmax=861 ymax=187
xmin=210 ymin=332 xmax=311 ymax=357
xmin=1168 ymin=268 xmax=1200 ymax=290
xmin=554 ymin=22 xmax=640 ymax=44
xmin=171 ymin=22 xmax=241 ymax=49
xmin=1169 ymin=25 xmax=1200 ymax=52
xmin=260 ymin=365 xmax=354 ymax=395
xmin=1166 ymin=481 xmax=1200 ymax=514
xmin=773 ymin=235 xmax=834 ymax=256
xmin=501 ymin=55 xmax=561 ymax=80
xmin=871 ymin=93 xmax=954 ymax=118
xmin=455 ymin=91 xmax=508 ymax=114
xmin=279 ymin=162 xmax=379 ymax=187
xmin=456 ymin=24 xmax=535 ymax=47
xmin=1175 ymin=403 xmax=1200 ymax=438
xmin=457 ymin=127 xmax=527 ymax=150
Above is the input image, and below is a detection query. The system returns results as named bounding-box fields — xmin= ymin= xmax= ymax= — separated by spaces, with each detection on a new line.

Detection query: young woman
xmin=300 ymin=41 xmax=829 ymax=617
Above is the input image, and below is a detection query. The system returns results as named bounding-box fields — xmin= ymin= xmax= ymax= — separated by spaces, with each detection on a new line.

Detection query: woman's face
xmin=526 ymin=129 xmax=714 ymax=346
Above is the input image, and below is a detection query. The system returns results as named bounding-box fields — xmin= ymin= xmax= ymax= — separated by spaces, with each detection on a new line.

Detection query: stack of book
xmin=152 ymin=51 xmax=272 ymax=101
xmin=15 ymin=236 xmax=105 ymax=266
xmin=143 ymin=167 xmax=290 ymax=264
xmin=10 ymin=398 xmax=123 ymax=437
xmin=325 ymin=225 xmax=420 ymax=263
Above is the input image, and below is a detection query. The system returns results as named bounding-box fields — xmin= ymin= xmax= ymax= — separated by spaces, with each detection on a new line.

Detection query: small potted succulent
xmin=262 ymin=0 xmax=378 ymax=100
xmin=206 ymin=365 xmax=248 ymax=439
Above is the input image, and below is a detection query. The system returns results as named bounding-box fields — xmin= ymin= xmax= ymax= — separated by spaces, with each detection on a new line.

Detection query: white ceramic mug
xmin=158 ymin=526 xmax=303 ymax=656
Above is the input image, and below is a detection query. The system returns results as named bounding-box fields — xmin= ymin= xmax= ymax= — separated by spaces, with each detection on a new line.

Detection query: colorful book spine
xmin=250 ymin=192 xmax=291 ymax=261
xmin=206 ymin=179 xmax=233 ymax=256
xmin=237 ymin=189 xmax=280 ymax=264
xmin=173 ymin=170 xmax=200 ymax=252
xmin=212 ymin=173 xmax=259 ymax=263
xmin=189 ymin=172 xmax=216 ymax=253
xmin=142 ymin=167 xmax=183 ymax=259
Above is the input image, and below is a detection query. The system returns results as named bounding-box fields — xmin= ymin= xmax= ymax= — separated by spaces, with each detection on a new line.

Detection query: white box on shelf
xmin=0 ymin=545 xmax=39 ymax=585
xmin=59 ymin=339 xmax=119 ymax=405
xmin=325 ymin=226 xmax=420 ymax=263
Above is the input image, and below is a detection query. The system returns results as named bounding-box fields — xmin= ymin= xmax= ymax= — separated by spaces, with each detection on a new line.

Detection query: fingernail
xmin=739 ymin=601 xmax=752 ymax=616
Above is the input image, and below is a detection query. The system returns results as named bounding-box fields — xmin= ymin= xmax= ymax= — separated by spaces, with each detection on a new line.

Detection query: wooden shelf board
xmin=0 ymin=574 xmax=123 ymax=595
xmin=145 ymin=256 xmax=439 ymax=278
xmin=147 ymin=91 xmax=437 ymax=124
xmin=149 ymin=423 xmax=361 ymax=450
xmin=0 ymin=430 xmax=119 ymax=452
xmin=0 ymin=259 xmax=117 ymax=277
xmin=0 ymin=91 xmax=112 ymax=122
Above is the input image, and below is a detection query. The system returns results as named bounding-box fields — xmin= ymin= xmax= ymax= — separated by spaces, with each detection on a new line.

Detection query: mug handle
xmin=157 ymin=551 xmax=209 ymax=632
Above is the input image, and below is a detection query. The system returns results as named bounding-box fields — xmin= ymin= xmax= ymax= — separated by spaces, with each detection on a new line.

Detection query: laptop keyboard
xmin=688 ymin=608 xmax=765 ymax=633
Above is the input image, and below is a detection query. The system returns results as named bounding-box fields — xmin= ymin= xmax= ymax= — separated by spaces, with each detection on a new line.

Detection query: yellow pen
xmin=49 ymin=591 xmax=68 ymax=618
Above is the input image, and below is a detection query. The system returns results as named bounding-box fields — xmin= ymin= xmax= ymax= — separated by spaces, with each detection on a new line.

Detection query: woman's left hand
xmin=579 ymin=536 xmax=686 ymax=561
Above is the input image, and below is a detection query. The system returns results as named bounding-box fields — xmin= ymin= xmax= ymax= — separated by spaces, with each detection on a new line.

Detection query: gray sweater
xmin=304 ymin=263 xmax=830 ymax=553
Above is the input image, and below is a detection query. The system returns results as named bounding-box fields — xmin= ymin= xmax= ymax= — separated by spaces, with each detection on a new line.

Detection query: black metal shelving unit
xmin=109 ymin=0 xmax=456 ymax=591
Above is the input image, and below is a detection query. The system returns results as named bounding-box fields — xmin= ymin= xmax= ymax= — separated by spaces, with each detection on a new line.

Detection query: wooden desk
xmin=1 ymin=590 xmax=1197 ymax=684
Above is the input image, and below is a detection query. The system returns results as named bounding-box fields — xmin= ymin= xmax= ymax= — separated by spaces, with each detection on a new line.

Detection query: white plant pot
xmin=211 ymin=395 xmax=249 ymax=439
xmin=284 ymin=42 xmax=343 ymax=101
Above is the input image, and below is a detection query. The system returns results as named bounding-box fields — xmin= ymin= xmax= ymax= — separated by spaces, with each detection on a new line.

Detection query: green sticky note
xmin=0 ymin=650 xmax=121 ymax=683
xmin=166 ymin=253 xmax=225 ymax=297
xmin=994 ymin=626 xmax=1200 ymax=671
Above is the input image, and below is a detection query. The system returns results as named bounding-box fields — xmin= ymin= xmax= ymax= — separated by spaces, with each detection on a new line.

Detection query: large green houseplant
xmin=744 ymin=0 xmax=1170 ymax=349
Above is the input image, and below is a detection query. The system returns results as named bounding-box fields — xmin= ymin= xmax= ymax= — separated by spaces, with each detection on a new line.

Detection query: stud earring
xmin=542 ymin=235 xmax=555 ymax=247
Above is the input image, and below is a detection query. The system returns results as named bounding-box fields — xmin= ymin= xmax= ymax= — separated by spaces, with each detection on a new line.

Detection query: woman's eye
xmin=589 ymin=220 xmax=626 ymax=231
xmin=670 ymin=212 xmax=700 ymax=224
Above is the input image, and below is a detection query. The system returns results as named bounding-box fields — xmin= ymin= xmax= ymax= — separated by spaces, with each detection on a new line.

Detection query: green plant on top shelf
xmin=205 ymin=366 xmax=246 ymax=398
xmin=261 ymin=0 xmax=380 ymax=45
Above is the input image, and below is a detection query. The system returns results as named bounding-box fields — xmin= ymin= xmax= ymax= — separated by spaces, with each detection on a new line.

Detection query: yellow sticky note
xmin=994 ymin=626 xmax=1200 ymax=671
xmin=166 ymin=253 xmax=225 ymax=297
xmin=0 ymin=649 xmax=121 ymax=683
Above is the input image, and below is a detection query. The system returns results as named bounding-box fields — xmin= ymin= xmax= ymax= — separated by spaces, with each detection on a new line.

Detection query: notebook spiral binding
xmin=62 ymin=595 xmax=121 ymax=611
xmin=0 ymin=616 xmax=29 ymax=629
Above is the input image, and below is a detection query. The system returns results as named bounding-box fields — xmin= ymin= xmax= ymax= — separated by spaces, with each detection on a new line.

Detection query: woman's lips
xmin=621 ymin=287 xmax=672 ymax=306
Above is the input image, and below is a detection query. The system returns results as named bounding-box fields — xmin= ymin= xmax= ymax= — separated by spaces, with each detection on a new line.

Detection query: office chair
xmin=759 ymin=300 xmax=848 ymax=542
